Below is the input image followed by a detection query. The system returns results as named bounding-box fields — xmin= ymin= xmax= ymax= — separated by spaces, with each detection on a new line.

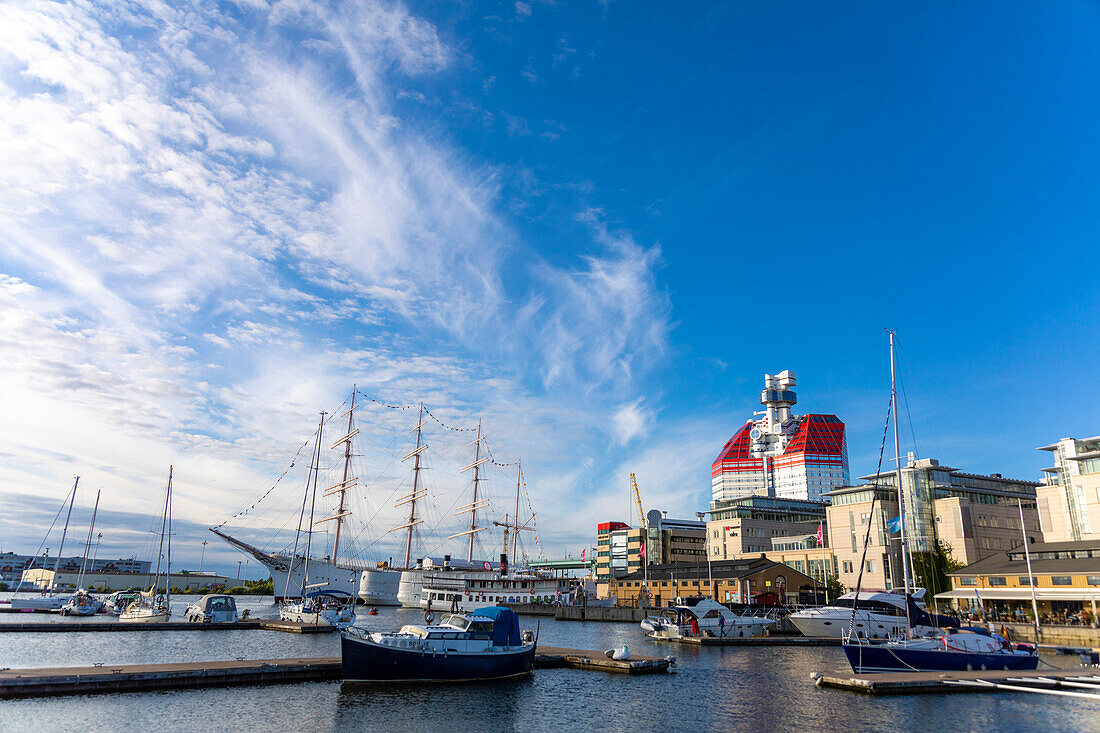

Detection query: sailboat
xmin=213 ymin=388 xmax=371 ymax=601
xmin=278 ymin=412 xmax=356 ymax=629
xmin=841 ymin=332 xmax=1037 ymax=673
xmin=120 ymin=467 xmax=174 ymax=623
xmin=61 ymin=489 xmax=102 ymax=616
xmin=9 ymin=478 xmax=80 ymax=612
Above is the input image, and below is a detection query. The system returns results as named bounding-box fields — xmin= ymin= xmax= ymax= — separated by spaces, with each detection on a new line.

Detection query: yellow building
xmin=610 ymin=557 xmax=815 ymax=608
xmin=936 ymin=539 xmax=1100 ymax=622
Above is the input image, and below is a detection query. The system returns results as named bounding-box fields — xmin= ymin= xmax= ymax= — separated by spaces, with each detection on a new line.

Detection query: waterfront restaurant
xmin=935 ymin=539 xmax=1100 ymax=624
xmin=609 ymin=556 xmax=814 ymax=608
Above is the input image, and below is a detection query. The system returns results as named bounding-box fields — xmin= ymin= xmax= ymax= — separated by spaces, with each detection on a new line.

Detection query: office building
xmin=711 ymin=371 xmax=849 ymax=503
xmin=1037 ymin=436 xmax=1100 ymax=542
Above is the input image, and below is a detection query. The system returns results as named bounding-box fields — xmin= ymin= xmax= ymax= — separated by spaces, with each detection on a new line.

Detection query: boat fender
xmin=664 ymin=655 xmax=677 ymax=666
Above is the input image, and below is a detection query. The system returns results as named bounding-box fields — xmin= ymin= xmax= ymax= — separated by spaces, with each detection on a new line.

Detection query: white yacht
xmin=640 ymin=598 xmax=774 ymax=640
xmin=121 ymin=467 xmax=175 ymax=624
xmin=788 ymin=588 xmax=943 ymax=639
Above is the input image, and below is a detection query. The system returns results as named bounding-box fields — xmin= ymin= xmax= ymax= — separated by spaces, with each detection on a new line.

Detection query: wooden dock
xmin=0 ymin=619 xmax=331 ymax=634
xmin=0 ymin=646 xmax=671 ymax=698
xmin=535 ymin=646 xmax=672 ymax=674
xmin=0 ymin=657 xmax=341 ymax=698
xmin=815 ymin=668 xmax=1100 ymax=696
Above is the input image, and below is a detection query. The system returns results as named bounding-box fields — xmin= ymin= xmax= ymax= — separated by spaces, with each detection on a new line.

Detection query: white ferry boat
xmin=419 ymin=572 xmax=569 ymax=613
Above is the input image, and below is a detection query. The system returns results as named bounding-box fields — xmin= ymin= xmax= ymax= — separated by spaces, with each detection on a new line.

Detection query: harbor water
xmin=1 ymin=594 xmax=1098 ymax=731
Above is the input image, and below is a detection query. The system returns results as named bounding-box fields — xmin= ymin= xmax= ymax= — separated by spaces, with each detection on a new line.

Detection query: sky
xmin=1 ymin=1 xmax=1098 ymax=577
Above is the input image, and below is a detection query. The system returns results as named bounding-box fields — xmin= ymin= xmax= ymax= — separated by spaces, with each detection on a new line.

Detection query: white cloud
xmin=0 ymin=0 xmax=676 ymax=567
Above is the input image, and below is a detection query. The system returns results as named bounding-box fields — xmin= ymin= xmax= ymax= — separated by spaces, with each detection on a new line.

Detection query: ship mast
xmin=322 ymin=386 xmax=358 ymax=565
xmin=452 ymin=419 xmax=489 ymax=562
xmin=493 ymin=460 xmax=534 ymax=564
xmin=394 ymin=403 xmax=427 ymax=570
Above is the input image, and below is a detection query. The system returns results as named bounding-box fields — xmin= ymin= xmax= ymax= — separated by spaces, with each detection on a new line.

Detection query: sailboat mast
xmin=890 ymin=331 xmax=913 ymax=635
xmin=301 ymin=412 xmax=326 ymax=597
xmin=467 ymin=420 xmax=483 ymax=563
xmin=77 ymin=489 xmax=100 ymax=588
xmin=402 ymin=404 xmax=425 ymax=570
xmin=165 ymin=467 xmax=173 ymax=606
xmin=332 ymin=386 xmax=356 ymax=564
xmin=1017 ymin=498 xmax=1041 ymax=646
xmin=49 ymin=477 xmax=79 ymax=596
xmin=153 ymin=468 xmax=170 ymax=595
xmin=513 ymin=461 xmax=522 ymax=561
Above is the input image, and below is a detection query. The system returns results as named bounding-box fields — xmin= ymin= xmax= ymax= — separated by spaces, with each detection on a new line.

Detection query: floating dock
xmin=0 ymin=619 xmax=332 ymax=634
xmin=0 ymin=646 xmax=670 ymax=698
xmin=815 ymin=668 xmax=1100 ymax=696
xmin=534 ymin=646 xmax=672 ymax=674
xmin=677 ymin=635 xmax=840 ymax=647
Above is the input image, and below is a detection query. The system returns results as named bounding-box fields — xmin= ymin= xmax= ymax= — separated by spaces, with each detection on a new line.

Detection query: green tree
xmin=910 ymin=542 xmax=963 ymax=611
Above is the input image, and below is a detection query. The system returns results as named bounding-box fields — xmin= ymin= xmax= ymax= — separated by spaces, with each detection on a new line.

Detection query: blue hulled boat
xmin=843 ymin=627 xmax=1038 ymax=673
xmin=341 ymin=606 xmax=536 ymax=682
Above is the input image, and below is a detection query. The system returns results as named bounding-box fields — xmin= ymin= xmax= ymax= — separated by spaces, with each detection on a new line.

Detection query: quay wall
xmin=999 ymin=622 xmax=1100 ymax=648
xmin=506 ymin=604 xmax=647 ymax=622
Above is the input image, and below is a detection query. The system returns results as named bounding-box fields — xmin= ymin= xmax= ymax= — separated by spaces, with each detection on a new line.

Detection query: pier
xmin=0 ymin=647 xmax=671 ymax=699
xmin=0 ymin=620 xmax=333 ymax=634
xmin=815 ymin=668 xmax=1100 ymax=697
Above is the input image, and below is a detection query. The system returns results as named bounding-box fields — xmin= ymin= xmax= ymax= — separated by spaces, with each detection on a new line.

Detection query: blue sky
xmin=1 ymin=1 xmax=1097 ymax=576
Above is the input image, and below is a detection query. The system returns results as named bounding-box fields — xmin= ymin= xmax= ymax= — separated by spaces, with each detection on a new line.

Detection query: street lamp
xmin=696 ymin=512 xmax=714 ymax=600
xmin=199 ymin=540 xmax=208 ymax=573
xmin=237 ymin=560 xmax=242 ymax=580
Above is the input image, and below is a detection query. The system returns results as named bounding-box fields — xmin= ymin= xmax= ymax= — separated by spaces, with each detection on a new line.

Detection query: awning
xmin=936 ymin=588 xmax=1100 ymax=602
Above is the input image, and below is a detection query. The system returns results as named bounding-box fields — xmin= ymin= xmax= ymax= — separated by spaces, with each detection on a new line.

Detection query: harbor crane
xmin=629 ymin=472 xmax=646 ymax=528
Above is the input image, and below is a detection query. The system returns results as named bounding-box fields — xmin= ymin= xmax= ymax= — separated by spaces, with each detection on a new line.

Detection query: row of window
xmin=957 ymin=576 xmax=1100 ymax=586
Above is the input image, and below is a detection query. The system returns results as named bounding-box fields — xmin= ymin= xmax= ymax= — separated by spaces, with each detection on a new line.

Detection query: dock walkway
xmin=0 ymin=646 xmax=670 ymax=699
xmin=816 ymin=668 xmax=1100 ymax=696
xmin=677 ymin=635 xmax=840 ymax=647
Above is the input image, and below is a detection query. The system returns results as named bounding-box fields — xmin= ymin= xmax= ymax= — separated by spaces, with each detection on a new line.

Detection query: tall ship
xmin=214 ymin=390 xmax=544 ymax=603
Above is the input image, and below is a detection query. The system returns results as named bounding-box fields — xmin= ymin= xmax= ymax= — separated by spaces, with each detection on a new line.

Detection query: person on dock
xmin=718 ymin=613 xmax=725 ymax=638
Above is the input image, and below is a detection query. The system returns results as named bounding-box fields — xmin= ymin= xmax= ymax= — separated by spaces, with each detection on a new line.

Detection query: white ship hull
xmin=264 ymin=556 xmax=364 ymax=602
xmin=397 ymin=569 xmax=428 ymax=608
xmin=358 ymin=568 xmax=402 ymax=606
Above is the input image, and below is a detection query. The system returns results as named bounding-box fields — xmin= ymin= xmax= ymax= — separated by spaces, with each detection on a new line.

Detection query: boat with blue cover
xmin=341 ymin=606 xmax=536 ymax=682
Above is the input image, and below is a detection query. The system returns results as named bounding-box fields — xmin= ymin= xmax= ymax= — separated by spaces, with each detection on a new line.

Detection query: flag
xmin=639 ymin=542 xmax=646 ymax=558
xmin=816 ymin=522 xmax=823 ymax=546
xmin=580 ymin=549 xmax=585 ymax=561
xmin=886 ymin=516 xmax=902 ymax=533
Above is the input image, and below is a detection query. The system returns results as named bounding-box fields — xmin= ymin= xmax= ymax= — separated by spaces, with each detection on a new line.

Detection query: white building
xmin=711 ymin=371 xmax=849 ymax=503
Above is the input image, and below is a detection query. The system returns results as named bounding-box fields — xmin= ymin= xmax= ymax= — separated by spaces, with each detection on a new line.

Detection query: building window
xmin=988 ymin=577 xmax=1006 ymax=587
xmin=1087 ymin=577 xmax=1100 ymax=586
xmin=958 ymin=577 xmax=977 ymax=586
xmin=1051 ymin=576 xmax=1072 ymax=586
xmin=1018 ymin=577 xmax=1037 ymax=586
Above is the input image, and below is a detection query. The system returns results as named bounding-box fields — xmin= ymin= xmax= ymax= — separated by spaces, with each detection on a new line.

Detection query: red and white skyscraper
xmin=711 ymin=371 xmax=849 ymax=503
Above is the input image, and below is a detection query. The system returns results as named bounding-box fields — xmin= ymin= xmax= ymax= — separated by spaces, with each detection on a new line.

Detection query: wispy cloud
xmin=0 ymin=0 xmax=674 ymax=568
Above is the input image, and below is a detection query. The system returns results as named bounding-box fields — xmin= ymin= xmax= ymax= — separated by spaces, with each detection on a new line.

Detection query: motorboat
xmin=281 ymin=589 xmax=356 ymax=629
xmin=341 ymin=606 xmax=536 ymax=682
xmin=103 ymin=590 xmax=141 ymax=615
xmin=788 ymin=588 xmax=955 ymax=640
xmin=640 ymin=598 xmax=774 ymax=640
xmin=9 ymin=594 xmax=71 ymax=613
xmin=185 ymin=594 xmax=239 ymax=623
xmin=60 ymin=589 xmax=100 ymax=616
xmin=843 ymin=627 xmax=1038 ymax=673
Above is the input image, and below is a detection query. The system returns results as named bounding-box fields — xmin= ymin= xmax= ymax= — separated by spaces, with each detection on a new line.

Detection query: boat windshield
xmin=440 ymin=614 xmax=470 ymax=630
